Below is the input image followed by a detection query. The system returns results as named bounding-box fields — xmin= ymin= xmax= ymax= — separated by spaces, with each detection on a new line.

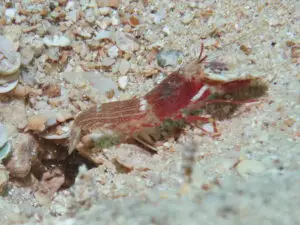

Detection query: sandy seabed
xmin=0 ymin=0 xmax=299 ymax=224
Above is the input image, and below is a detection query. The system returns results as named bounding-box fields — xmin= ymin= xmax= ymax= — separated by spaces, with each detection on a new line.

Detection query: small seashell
xmin=0 ymin=35 xmax=21 ymax=75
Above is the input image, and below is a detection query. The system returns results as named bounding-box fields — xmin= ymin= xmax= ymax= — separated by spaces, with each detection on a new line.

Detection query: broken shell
xmin=0 ymin=142 xmax=12 ymax=161
xmin=0 ymin=79 xmax=18 ymax=94
xmin=0 ymin=165 xmax=9 ymax=194
xmin=0 ymin=123 xmax=8 ymax=149
xmin=0 ymin=35 xmax=21 ymax=75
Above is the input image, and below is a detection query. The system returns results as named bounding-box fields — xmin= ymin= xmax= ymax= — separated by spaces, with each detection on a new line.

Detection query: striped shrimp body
xmin=69 ymin=44 xmax=267 ymax=153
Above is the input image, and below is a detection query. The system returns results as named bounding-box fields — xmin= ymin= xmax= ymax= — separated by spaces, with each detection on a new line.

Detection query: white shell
xmin=0 ymin=35 xmax=21 ymax=75
xmin=41 ymin=125 xmax=70 ymax=140
xmin=0 ymin=79 xmax=18 ymax=93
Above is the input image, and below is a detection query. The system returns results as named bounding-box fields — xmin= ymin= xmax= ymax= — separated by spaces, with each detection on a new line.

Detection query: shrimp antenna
xmin=198 ymin=43 xmax=208 ymax=63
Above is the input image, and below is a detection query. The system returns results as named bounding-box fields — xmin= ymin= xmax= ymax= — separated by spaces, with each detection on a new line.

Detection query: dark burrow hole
xmin=30 ymin=139 xmax=96 ymax=190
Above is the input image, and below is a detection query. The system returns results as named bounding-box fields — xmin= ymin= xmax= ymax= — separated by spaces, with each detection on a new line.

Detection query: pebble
xmin=116 ymin=31 xmax=140 ymax=53
xmin=107 ymin=45 xmax=119 ymax=58
xmin=0 ymin=165 xmax=9 ymax=195
xmin=236 ymin=159 xmax=266 ymax=178
xmin=118 ymin=59 xmax=130 ymax=75
xmin=5 ymin=134 xmax=35 ymax=178
xmin=162 ymin=26 xmax=171 ymax=35
xmin=118 ymin=76 xmax=128 ymax=90
xmin=21 ymin=47 xmax=34 ymax=65
xmin=181 ymin=13 xmax=194 ymax=24
xmin=101 ymin=57 xmax=116 ymax=67
xmin=156 ymin=49 xmax=183 ymax=67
